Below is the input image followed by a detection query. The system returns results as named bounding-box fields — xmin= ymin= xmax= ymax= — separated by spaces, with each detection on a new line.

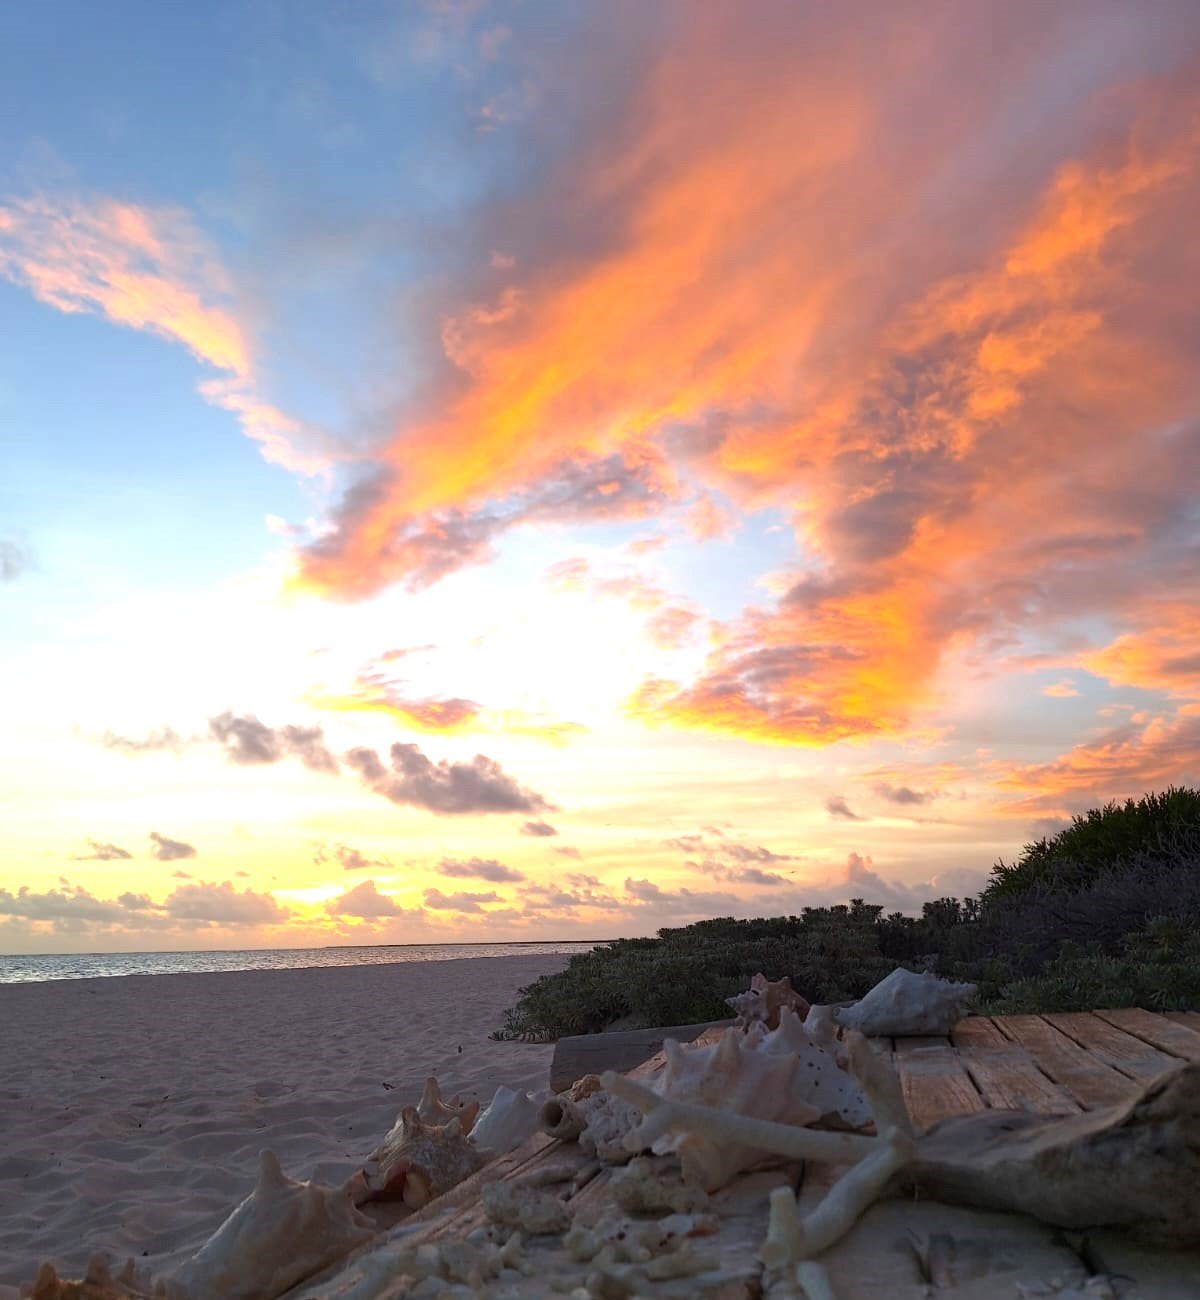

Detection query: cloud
xmin=992 ymin=708 xmax=1200 ymax=817
xmin=824 ymin=796 xmax=863 ymax=821
xmin=208 ymin=713 xmax=338 ymax=773
xmin=1 ymin=539 xmax=35 ymax=582
xmin=296 ymin=447 xmax=677 ymax=598
xmin=99 ymin=726 xmax=187 ymax=755
xmin=0 ymin=193 xmax=330 ymax=475
xmin=423 ymin=887 xmax=502 ymax=913
xmin=318 ymin=842 xmax=394 ymax=872
xmin=325 ymin=879 xmax=402 ymax=918
xmin=439 ymin=856 xmax=525 ymax=883
xmin=520 ymin=820 xmax=558 ymax=837
xmin=310 ymin=672 xmax=582 ymax=744
xmin=667 ymin=830 xmax=798 ymax=885
xmin=311 ymin=677 xmax=482 ymax=733
xmin=0 ymin=885 xmax=157 ymax=925
xmin=71 ymin=839 xmax=132 ymax=861
xmin=554 ymin=845 xmax=583 ymax=859
xmin=872 ymin=782 xmax=934 ymax=806
xmin=544 ymin=557 xmax=704 ymax=651
xmin=346 ymin=741 xmax=552 ymax=815
xmin=164 ymin=880 xmax=290 ymax=925
xmin=1041 ymin=680 xmax=1081 ymax=698
xmin=149 ymin=831 xmax=197 ymax=861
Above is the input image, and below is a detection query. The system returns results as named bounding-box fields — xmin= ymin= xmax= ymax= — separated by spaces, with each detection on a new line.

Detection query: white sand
xmin=0 ymin=953 xmax=569 ymax=1294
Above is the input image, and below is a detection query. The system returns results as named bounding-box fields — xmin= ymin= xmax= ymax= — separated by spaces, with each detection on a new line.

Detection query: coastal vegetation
xmin=496 ymin=788 xmax=1200 ymax=1040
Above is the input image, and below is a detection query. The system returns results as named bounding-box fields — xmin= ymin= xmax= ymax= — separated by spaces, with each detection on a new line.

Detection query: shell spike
xmin=257 ymin=1149 xmax=286 ymax=1190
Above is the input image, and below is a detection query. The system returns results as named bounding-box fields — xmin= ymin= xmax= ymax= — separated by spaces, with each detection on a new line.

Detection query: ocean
xmin=0 ymin=940 xmax=603 ymax=985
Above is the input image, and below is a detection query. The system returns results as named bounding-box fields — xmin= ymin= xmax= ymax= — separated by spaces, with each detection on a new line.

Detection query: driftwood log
xmin=901 ymin=1059 xmax=1200 ymax=1245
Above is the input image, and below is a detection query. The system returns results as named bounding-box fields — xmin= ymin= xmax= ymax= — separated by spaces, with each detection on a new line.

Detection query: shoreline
xmin=0 ymin=952 xmax=570 ymax=1293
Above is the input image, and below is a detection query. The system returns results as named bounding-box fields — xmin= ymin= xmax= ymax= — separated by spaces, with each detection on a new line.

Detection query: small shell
xmin=726 ymin=973 xmax=811 ymax=1030
xmin=471 ymin=1084 xmax=543 ymax=1155
xmin=415 ymin=1076 xmax=480 ymax=1135
xmin=365 ymin=1106 xmax=488 ymax=1208
xmin=168 ymin=1150 xmax=375 ymax=1300
xmin=834 ymin=968 xmax=976 ymax=1037
xmin=540 ymin=1084 xmax=640 ymax=1163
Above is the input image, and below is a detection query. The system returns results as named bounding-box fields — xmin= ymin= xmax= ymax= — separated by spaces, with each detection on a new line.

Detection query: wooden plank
xmin=993 ymin=1014 xmax=1134 ymax=1109
xmin=1163 ymin=1009 xmax=1200 ymax=1033
xmin=951 ymin=1017 xmax=1079 ymax=1115
xmin=549 ymin=1019 xmax=734 ymax=1092
xmin=1095 ymin=1008 xmax=1200 ymax=1063
xmin=893 ymin=1036 xmax=985 ymax=1133
xmin=1042 ymin=1011 xmax=1178 ymax=1082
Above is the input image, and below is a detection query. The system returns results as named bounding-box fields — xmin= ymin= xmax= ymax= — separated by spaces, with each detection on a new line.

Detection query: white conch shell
xmin=364 ymin=1106 xmax=487 ymax=1208
xmin=471 ymin=1084 xmax=544 ymax=1155
xmin=167 ymin=1150 xmax=374 ymax=1300
xmin=415 ymin=1075 xmax=479 ymax=1135
xmin=834 ymin=968 xmax=976 ymax=1036
xmin=650 ymin=1026 xmax=821 ymax=1190
xmin=754 ymin=1007 xmax=872 ymax=1128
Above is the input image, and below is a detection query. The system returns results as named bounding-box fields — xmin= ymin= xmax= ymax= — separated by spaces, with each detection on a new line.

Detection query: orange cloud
xmin=544 ymin=556 xmax=705 ymax=651
xmin=1042 ymin=681 xmax=1081 ymax=698
xmin=992 ymin=707 xmax=1200 ymax=817
xmin=1083 ymin=604 xmax=1200 ymax=700
xmin=286 ymin=11 xmax=1197 ymax=788
xmin=308 ymin=677 xmax=583 ymax=745
xmin=0 ymin=193 xmax=330 ymax=475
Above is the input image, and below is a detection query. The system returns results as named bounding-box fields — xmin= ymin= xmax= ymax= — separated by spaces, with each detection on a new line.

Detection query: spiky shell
xmin=415 ymin=1076 xmax=480 ymax=1135
xmin=834 ymin=968 xmax=976 ymax=1036
xmin=726 ymin=973 xmax=811 ymax=1030
xmin=167 ymin=1151 xmax=375 ymax=1300
xmin=365 ymin=1106 xmax=487 ymax=1208
xmin=650 ymin=1026 xmax=821 ymax=1190
xmin=754 ymin=1007 xmax=871 ymax=1128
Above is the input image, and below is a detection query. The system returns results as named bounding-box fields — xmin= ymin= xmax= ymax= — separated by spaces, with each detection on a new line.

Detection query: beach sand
xmin=0 ymin=953 xmax=569 ymax=1295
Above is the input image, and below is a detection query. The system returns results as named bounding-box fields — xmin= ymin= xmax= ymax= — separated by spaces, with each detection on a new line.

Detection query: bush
xmin=987 ymin=918 xmax=1200 ymax=1013
xmin=981 ymin=786 xmax=1200 ymax=901
xmin=492 ymin=907 xmax=895 ymax=1041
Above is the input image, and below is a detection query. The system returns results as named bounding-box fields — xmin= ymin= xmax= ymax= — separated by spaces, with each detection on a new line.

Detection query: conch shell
xmin=415 ymin=1076 xmax=479 ymax=1135
xmin=471 ymin=1084 xmax=543 ymax=1155
xmin=649 ymin=1026 xmax=822 ymax=1190
xmin=754 ymin=1007 xmax=871 ymax=1129
xmin=168 ymin=1150 xmax=375 ymax=1300
xmin=364 ymin=1106 xmax=487 ymax=1208
xmin=834 ymin=968 xmax=976 ymax=1037
xmin=726 ymin=973 xmax=810 ymax=1030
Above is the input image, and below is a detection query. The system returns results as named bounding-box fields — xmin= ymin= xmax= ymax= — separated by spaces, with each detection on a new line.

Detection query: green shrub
xmin=493 ymin=906 xmax=896 ymax=1041
xmin=986 ymin=917 xmax=1200 ymax=1013
xmin=982 ymin=786 xmax=1200 ymax=901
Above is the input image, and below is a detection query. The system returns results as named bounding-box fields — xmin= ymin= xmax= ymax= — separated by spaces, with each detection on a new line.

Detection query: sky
xmin=2 ymin=0 xmax=1199 ymax=955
